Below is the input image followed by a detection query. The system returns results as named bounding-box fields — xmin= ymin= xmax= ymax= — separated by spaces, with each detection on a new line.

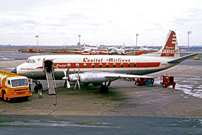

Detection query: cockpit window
xmin=27 ymin=59 xmax=35 ymax=63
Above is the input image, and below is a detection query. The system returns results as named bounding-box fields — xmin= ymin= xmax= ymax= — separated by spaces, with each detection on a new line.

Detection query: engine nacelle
xmin=69 ymin=72 xmax=110 ymax=83
xmin=79 ymin=73 xmax=107 ymax=83
xmin=69 ymin=74 xmax=78 ymax=82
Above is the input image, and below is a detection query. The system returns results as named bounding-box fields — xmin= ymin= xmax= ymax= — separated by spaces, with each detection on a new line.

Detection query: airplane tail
xmin=121 ymin=44 xmax=125 ymax=49
xmin=146 ymin=30 xmax=180 ymax=58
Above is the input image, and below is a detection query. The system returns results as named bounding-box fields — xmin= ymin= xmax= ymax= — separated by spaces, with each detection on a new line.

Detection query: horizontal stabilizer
xmin=168 ymin=53 xmax=198 ymax=64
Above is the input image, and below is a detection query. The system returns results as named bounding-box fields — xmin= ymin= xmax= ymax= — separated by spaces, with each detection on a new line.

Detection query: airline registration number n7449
xmin=162 ymin=49 xmax=178 ymax=54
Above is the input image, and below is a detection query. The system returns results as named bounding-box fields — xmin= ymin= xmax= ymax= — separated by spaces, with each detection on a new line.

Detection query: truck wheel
xmin=3 ymin=92 xmax=7 ymax=101
xmin=23 ymin=96 xmax=29 ymax=101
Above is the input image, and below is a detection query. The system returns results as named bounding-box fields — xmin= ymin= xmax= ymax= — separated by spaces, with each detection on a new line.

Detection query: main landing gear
xmin=100 ymin=85 xmax=108 ymax=93
xmin=100 ymin=81 xmax=111 ymax=93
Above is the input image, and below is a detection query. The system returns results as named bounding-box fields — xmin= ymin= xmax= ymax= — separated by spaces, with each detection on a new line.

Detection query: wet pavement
xmin=1 ymin=115 xmax=202 ymax=135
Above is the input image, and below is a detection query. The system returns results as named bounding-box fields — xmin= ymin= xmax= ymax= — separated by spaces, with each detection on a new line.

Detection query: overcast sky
xmin=0 ymin=0 xmax=202 ymax=46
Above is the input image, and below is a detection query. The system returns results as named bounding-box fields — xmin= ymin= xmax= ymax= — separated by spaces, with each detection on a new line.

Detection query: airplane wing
xmin=105 ymin=73 xmax=154 ymax=79
xmin=168 ymin=53 xmax=197 ymax=64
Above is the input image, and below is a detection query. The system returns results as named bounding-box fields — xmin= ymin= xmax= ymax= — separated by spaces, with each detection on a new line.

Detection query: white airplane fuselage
xmin=16 ymin=54 xmax=174 ymax=79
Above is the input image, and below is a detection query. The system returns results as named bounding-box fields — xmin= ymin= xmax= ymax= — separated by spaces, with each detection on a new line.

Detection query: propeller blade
xmin=67 ymin=81 xmax=70 ymax=88
xmin=63 ymin=69 xmax=71 ymax=88
xmin=66 ymin=68 xmax=70 ymax=88
xmin=62 ymin=71 xmax=67 ymax=80
xmin=63 ymin=70 xmax=67 ymax=78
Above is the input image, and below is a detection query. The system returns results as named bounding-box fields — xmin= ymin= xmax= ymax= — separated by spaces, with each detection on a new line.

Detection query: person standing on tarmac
xmin=37 ymin=81 xmax=43 ymax=98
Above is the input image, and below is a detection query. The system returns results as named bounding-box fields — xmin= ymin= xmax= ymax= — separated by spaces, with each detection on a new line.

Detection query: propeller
xmin=62 ymin=68 xmax=70 ymax=88
xmin=74 ymin=68 xmax=80 ymax=90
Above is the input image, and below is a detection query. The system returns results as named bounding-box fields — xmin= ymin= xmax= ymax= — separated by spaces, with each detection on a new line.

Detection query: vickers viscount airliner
xmin=12 ymin=31 xmax=196 ymax=92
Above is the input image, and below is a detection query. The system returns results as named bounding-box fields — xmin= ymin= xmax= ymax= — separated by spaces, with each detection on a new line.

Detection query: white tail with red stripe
xmin=147 ymin=30 xmax=180 ymax=58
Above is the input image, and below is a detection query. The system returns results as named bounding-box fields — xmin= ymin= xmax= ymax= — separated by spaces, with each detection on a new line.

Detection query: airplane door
xmin=43 ymin=59 xmax=54 ymax=73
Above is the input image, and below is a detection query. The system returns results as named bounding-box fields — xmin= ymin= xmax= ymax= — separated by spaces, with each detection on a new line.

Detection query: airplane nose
xmin=11 ymin=68 xmax=17 ymax=74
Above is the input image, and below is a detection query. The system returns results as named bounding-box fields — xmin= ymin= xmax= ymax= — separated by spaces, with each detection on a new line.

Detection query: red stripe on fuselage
xmin=53 ymin=62 xmax=161 ymax=69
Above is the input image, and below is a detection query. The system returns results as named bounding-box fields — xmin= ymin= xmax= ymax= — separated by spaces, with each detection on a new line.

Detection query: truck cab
xmin=0 ymin=71 xmax=32 ymax=101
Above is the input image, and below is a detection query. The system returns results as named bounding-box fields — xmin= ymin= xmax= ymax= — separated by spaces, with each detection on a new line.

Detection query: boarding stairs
xmin=45 ymin=68 xmax=56 ymax=95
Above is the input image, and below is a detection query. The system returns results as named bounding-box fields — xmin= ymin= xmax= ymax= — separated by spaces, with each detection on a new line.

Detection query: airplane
xmin=139 ymin=46 xmax=159 ymax=52
xmin=74 ymin=44 xmax=108 ymax=55
xmin=74 ymin=44 xmax=100 ymax=55
xmin=11 ymin=30 xmax=197 ymax=92
xmin=108 ymin=45 xmax=126 ymax=55
xmin=97 ymin=50 xmax=108 ymax=55
xmin=73 ymin=47 xmax=91 ymax=54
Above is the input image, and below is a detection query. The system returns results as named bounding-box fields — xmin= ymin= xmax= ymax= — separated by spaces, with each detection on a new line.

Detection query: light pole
xmin=35 ymin=35 xmax=39 ymax=53
xmin=78 ymin=34 xmax=81 ymax=46
xmin=187 ymin=31 xmax=191 ymax=51
xmin=136 ymin=34 xmax=139 ymax=49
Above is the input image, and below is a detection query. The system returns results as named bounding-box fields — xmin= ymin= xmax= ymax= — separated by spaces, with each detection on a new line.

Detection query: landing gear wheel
xmin=100 ymin=85 xmax=109 ymax=93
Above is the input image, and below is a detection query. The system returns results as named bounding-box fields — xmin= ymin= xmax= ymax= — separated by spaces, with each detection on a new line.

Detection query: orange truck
xmin=0 ymin=71 xmax=32 ymax=101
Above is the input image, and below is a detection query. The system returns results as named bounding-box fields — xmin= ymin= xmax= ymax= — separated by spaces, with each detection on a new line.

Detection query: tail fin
xmin=160 ymin=30 xmax=180 ymax=58
xmin=146 ymin=30 xmax=180 ymax=58
xmin=121 ymin=43 xmax=125 ymax=49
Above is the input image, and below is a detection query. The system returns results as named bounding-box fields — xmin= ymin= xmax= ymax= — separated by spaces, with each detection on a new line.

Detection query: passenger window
xmin=121 ymin=63 xmax=124 ymax=67
xmin=113 ymin=63 xmax=116 ymax=67
xmin=83 ymin=63 xmax=87 ymax=68
xmin=128 ymin=63 xmax=131 ymax=67
xmin=99 ymin=63 xmax=102 ymax=68
xmin=67 ymin=63 xmax=71 ymax=68
xmin=106 ymin=63 xmax=109 ymax=68
xmin=91 ymin=63 xmax=95 ymax=68
xmin=76 ymin=63 xmax=79 ymax=68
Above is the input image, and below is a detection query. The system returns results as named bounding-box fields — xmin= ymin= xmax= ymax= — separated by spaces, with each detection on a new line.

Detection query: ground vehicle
xmin=194 ymin=56 xmax=200 ymax=60
xmin=135 ymin=78 xmax=154 ymax=87
xmin=0 ymin=71 xmax=32 ymax=101
xmin=161 ymin=75 xmax=176 ymax=88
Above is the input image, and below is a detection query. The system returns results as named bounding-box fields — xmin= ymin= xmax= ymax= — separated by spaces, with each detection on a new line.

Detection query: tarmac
xmin=0 ymin=58 xmax=202 ymax=118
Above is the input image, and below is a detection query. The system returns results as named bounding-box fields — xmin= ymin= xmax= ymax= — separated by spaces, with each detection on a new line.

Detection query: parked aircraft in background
xmin=139 ymin=46 xmax=159 ymax=52
xmin=73 ymin=45 xmax=108 ymax=55
xmin=12 ymin=31 xmax=196 ymax=92
xmin=108 ymin=45 xmax=126 ymax=55
xmin=73 ymin=47 xmax=91 ymax=54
